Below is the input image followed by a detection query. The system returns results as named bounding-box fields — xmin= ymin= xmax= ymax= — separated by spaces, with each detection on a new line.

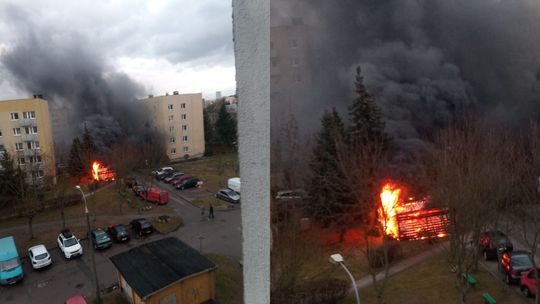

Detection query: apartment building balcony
xmin=21 ymin=133 xmax=38 ymax=142
xmin=18 ymin=118 xmax=36 ymax=127
xmin=23 ymin=149 xmax=41 ymax=157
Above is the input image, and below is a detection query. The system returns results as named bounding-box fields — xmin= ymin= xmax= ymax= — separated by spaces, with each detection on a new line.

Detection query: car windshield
xmin=95 ymin=232 xmax=109 ymax=241
xmin=224 ymin=189 xmax=237 ymax=196
xmin=115 ymin=226 xmax=127 ymax=234
xmin=35 ymin=253 xmax=48 ymax=260
xmin=140 ymin=221 xmax=151 ymax=228
xmin=64 ymin=237 xmax=78 ymax=247
xmin=0 ymin=257 xmax=20 ymax=272
xmin=513 ymin=255 xmax=533 ymax=267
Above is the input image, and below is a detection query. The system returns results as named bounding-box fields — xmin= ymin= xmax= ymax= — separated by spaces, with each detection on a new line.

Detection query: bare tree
xmin=429 ymin=120 xmax=513 ymax=303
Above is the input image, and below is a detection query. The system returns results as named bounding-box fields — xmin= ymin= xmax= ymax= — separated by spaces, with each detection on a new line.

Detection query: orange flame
xmin=379 ymin=183 xmax=402 ymax=239
xmin=92 ymin=161 xmax=101 ymax=181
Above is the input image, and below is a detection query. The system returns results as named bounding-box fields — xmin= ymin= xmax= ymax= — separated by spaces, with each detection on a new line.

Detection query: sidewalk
xmin=355 ymin=241 xmax=448 ymax=289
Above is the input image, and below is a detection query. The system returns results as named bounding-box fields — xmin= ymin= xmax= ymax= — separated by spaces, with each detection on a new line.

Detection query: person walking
xmin=208 ymin=204 xmax=215 ymax=220
xmin=200 ymin=207 xmax=205 ymax=221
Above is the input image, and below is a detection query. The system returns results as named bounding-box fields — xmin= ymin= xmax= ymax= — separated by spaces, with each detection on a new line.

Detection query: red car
xmin=499 ymin=250 xmax=533 ymax=284
xmin=520 ymin=266 xmax=540 ymax=297
xmin=64 ymin=295 xmax=88 ymax=304
xmin=140 ymin=187 xmax=168 ymax=205
xmin=171 ymin=175 xmax=190 ymax=186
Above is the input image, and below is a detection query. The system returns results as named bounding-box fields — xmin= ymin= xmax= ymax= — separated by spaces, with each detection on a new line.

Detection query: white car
xmin=57 ymin=230 xmax=83 ymax=259
xmin=28 ymin=244 xmax=52 ymax=269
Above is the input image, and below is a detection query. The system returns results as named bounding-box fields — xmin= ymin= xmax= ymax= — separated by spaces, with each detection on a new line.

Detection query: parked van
xmin=228 ymin=177 xmax=240 ymax=193
xmin=142 ymin=187 xmax=169 ymax=205
xmin=0 ymin=236 xmax=23 ymax=285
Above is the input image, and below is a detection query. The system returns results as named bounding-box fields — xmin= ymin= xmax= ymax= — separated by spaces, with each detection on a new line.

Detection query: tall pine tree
xmin=215 ymin=102 xmax=237 ymax=151
xmin=80 ymin=124 xmax=96 ymax=169
xmin=349 ymin=66 xmax=389 ymax=147
xmin=0 ymin=151 xmax=22 ymax=205
xmin=306 ymin=108 xmax=352 ymax=225
xmin=203 ymin=108 xmax=215 ymax=155
xmin=67 ymin=137 xmax=84 ymax=177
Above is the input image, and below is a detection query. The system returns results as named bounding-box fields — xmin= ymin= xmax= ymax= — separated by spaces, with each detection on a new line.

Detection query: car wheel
xmin=483 ymin=250 xmax=489 ymax=261
xmin=505 ymin=273 xmax=511 ymax=285
xmin=521 ymin=285 xmax=532 ymax=297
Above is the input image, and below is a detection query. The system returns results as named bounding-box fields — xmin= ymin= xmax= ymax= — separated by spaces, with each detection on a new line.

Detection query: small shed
xmin=110 ymin=237 xmax=217 ymax=304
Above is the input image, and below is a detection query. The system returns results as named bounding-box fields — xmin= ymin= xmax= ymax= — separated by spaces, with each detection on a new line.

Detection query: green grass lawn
xmin=0 ymin=183 xmax=174 ymax=230
xmin=150 ymin=215 xmax=183 ymax=234
xmin=171 ymin=152 xmax=238 ymax=193
xmin=344 ymin=253 xmax=527 ymax=304
xmin=206 ymin=254 xmax=243 ymax=304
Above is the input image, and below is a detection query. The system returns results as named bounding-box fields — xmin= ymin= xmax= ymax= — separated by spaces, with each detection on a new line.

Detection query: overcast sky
xmin=0 ymin=0 xmax=235 ymax=100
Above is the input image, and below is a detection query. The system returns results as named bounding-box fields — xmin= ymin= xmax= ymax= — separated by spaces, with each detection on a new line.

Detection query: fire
xmin=92 ymin=161 xmax=101 ymax=181
xmin=379 ymin=183 xmax=402 ymax=239
xmin=90 ymin=160 xmax=116 ymax=182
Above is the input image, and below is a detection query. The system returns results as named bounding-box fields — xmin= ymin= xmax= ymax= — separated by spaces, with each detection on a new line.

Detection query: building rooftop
xmin=109 ymin=237 xmax=217 ymax=299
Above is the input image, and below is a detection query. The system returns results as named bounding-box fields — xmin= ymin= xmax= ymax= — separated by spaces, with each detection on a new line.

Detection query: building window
xmin=170 ymin=137 xmax=175 ymax=143
xmin=182 ymin=125 xmax=187 ymax=131
xmin=32 ymin=170 xmax=44 ymax=178
xmin=181 ymin=103 xmax=186 ymax=109
xmin=168 ymin=115 xmax=174 ymax=121
xmin=23 ymin=111 xmax=36 ymax=119
xmin=183 ymin=136 xmax=188 ymax=142
xmin=10 ymin=113 xmax=19 ymax=120
xmin=15 ymin=143 xmax=23 ymax=151
xmin=169 ymin=126 xmax=175 ymax=132
xmin=25 ymin=126 xmax=38 ymax=134
xmin=183 ymin=146 xmax=189 ymax=153
xmin=181 ymin=114 xmax=187 ymax=120
xmin=0 ymin=144 xmax=5 ymax=152
xmin=0 ymin=129 xmax=2 ymax=137
xmin=168 ymin=104 xmax=173 ymax=110
xmin=27 ymin=142 xmax=39 ymax=149
xmin=290 ymin=57 xmax=299 ymax=66
xmin=170 ymin=148 xmax=176 ymax=154
xmin=12 ymin=128 xmax=21 ymax=136
xmin=289 ymin=39 xmax=298 ymax=48
xmin=29 ymin=156 xmax=42 ymax=163
xmin=18 ymin=157 xmax=25 ymax=165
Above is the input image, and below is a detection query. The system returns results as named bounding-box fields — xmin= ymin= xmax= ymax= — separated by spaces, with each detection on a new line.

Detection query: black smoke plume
xmin=271 ymin=0 xmax=540 ymax=178
xmin=0 ymin=4 xmax=149 ymax=155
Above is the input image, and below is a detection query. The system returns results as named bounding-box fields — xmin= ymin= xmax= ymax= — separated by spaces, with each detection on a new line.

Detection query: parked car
xmin=158 ymin=170 xmax=178 ymax=181
xmin=176 ymin=177 xmax=200 ymax=190
xmin=89 ymin=229 xmax=112 ymax=250
xmin=132 ymin=185 xmax=146 ymax=197
xmin=216 ymin=188 xmax=241 ymax=204
xmin=520 ymin=265 xmax=540 ymax=297
xmin=154 ymin=167 xmax=174 ymax=179
xmin=0 ymin=236 xmax=23 ymax=285
xmin=124 ymin=176 xmax=137 ymax=188
xmin=479 ymin=230 xmax=513 ymax=261
xmin=28 ymin=244 xmax=52 ymax=270
xmin=499 ymin=250 xmax=533 ymax=284
xmin=140 ymin=187 xmax=169 ymax=205
xmin=130 ymin=218 xmax=154 ymax=236
xmin=171 ymin=175 xmax=190 ymax=186
xmin=164 ymin=172 xmax=184 ymax=183
xmin=64 ymin=295 xmax=88 ymax=304
xmin=107 ymin=224 xmax=130 ymax=243
xmin=57 ymin=230 xmax=83 ymax=259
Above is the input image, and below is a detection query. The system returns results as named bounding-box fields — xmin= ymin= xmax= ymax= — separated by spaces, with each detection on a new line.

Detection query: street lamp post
xmin=76 ymin=185 xmax=101 ymax=302
xmin=330 ymin=253 xmax=360 ymax=304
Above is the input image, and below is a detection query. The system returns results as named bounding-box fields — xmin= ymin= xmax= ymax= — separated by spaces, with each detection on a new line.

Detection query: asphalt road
xmin=0 ymin=185 xmax=242 ymax=304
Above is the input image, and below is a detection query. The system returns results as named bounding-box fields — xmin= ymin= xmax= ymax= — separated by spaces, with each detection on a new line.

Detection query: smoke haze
xmin=0 ymin=4 xmax=151 ymax=154
xmin=271 ymin=0 xmax=540 ymax=177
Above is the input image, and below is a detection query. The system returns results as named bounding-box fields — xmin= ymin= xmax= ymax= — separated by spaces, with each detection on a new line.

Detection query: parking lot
xmin=0 ymin=183 xmax=242 ymax=303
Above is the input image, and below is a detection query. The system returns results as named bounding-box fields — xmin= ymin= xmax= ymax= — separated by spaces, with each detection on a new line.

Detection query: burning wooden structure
xmin=91 ymin=161 xmax=116 ymax=182
xmin=378 ymin=183 xmax=448 ymax=241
